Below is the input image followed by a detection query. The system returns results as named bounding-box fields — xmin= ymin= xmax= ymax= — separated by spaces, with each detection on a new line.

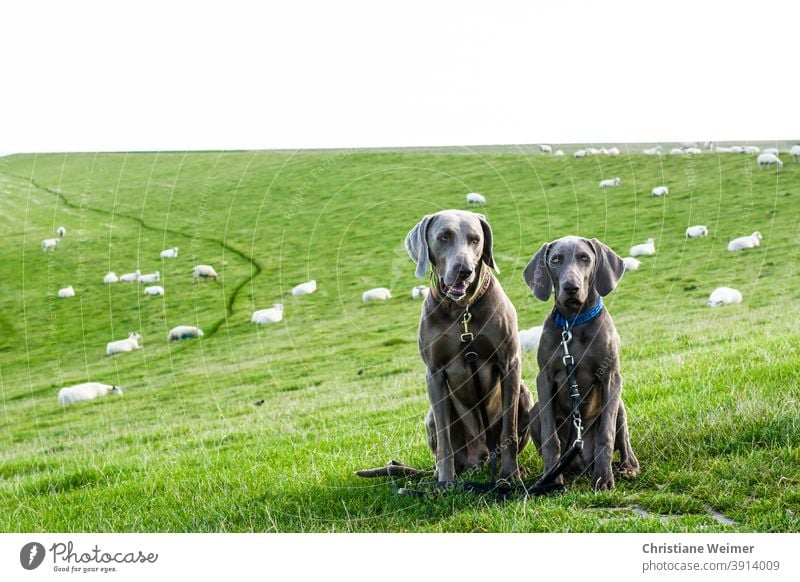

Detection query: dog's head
xmin=523 ymin=236 xmax=625 ymax=312
xmin=405 ymin=210 xmax=498 ymax=302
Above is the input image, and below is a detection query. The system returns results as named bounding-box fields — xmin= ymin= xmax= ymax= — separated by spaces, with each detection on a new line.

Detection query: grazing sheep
xmin=599 ymin=177 xmax=621 ymax=189
xmin=539 ymin=144 xmax=552 ymax=153
xmin=167 ymin=325 xmax=204 ymax=342
xmin=518 ymin=325 xmax=543 ymax=354
xmin=143 ymin=285 xmax=164 ymax=296
xmin=56 ymin=226 xmax=66 ymax=237
xmin=574 ymin=149 xmax=588 ymax=158
xmin=103 ymin=272 xmax=119 ymax=284
xmin=119 ymin=269 xmax=141 ymax=283
xmin=192 ymin=265 xmax=219 ymax=282
xmin=586 ymin=147 xmax=600 ymax=156
xmin=362 ymin=288 xmax=392 ymax=302
xmin=291 ymin=280 xmax=317 ymax=296
xmin=106 ymin=332 xmax=142 ymax=355
xmin=630 ymin=238 xmax=656 ymax=257
xmin=791 ymin=145 xmax=800 ymax=162
xmin=743 ymin=146 xmax=760 ymax=155
xmin=553 ymin=149 xmax=565 ymax=156
xmin=58 ymin=382 xmax=123 ymax=405
xmin=57 ymin=285 xmax=75 ymax=298
xmin=252 ymin=304 xmax=284 ymax=324
xmin=651 ymin=186 xmax=669 ymax=197
xmin=160 ymin=246 xmax=179 ymax=259
xmin=757 ymin=153 xmax=783 ymax=170
xmin=411 ymin=285 xmax=429 ymax=300
xmin=606 ymin=147 xmax=620 ymax=156
xmin=729 ymin=145 xmax=745 ymax=153
xmin=686 ymin=225 xmax=709 ymax=238
xmin=139 ymin=271 xmax=160 ymax=284
xmin=727 ymin=231 xmax=762 ymax=252
xmin=622 ymin=257 xmax=641 ymax=271
xmin=707 ymin=287 xmax=742 ymax=308
xmin=680 ymin=141 xmax=697 ymax=149
xmin=42 ymin=238 xmax=59 ymax=252
xmin=715 ymin=145 xmax=734 ymax=153
xmin=670 ymin=148 xmax=685 ymax=155
xmin=466 ymin=192 xmax=486 ymax=206
xmin=684 ymin=147 xmax=703 ymax=155
xmin=763 ymin=147 xmax=779 ymax=156
xmin=642 ymin=146 xmax=661 ymax=155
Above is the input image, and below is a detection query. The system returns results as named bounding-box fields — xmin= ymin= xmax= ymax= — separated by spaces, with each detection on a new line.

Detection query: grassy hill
xmin=0 ymin=148 xmax=798 ymax=532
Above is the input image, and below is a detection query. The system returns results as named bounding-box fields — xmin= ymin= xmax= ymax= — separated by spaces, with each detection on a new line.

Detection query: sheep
xmin=168 ymin=325 xmax=204 ymax=342
xmin=411 ymin=285 xmax=429 ymax=300
xmin=599 ymin=177 xmax=621 ymax=189
xmin=143 ymin=285 xmax=165 ymax=296
xmin=642 ymin=146 xmax=661 ymax=155
xmin=680 ymin=141 xmax=698 ymax=149
xmin=606 ymin=147 xmax=620 ymax=156
xmin=707 ymin=287 xmax=742 ymax=308
xmin=757 ymin=153 xmax=783 ymax=170
xmin=670 ymin=148 xmax=685 ymax=155
xmin=684 ymin=147 xmax=703 ymax=155
xmin=599 ymin=147 xmax=608 ymax=155
xmin=57 ymin=285 xmax=75 ymax=298
xmin=574 ymin=149 xmax=588 ymax=158
xmin=291 ymin=280 xmax=317 ymax=296
xmin=106 ymin=332 xmax=142 ymax=355
xmin=518 ymin=325 xmax=543 ymax=353
xmin=139 ymin=271 xmax=160 ymax=284
xmin=252 ymin=304 xmax=284 ymax=324
xmin=651 ymin=186 xmax=669 ymax=197
xmin=586 ymin=147 xmax=600 ymax=156
xmin=763 ymin=147 xmax=780 ymax=156
xmin=42 ymin=238 xmax=59 ymax=252
xmin=119 ymin=269 xmax=141 ymax=283
xmin=791 ymin=145 xmax=800 ymax=162
xmin=103 ymin=272 xmax=119 ymax=284
xmin=466 ymin=192 xmax=486 ymax=206
xmin=729 ymin=145 xmax=745 ymax=153
xmin=686 ymin=225 xmax=709 ymax=238
xmin=160 ymin=247 xmax=179 ymax=259
xmin=539 ymin=144 xmax=552 ymax=154
xmin=192 ymin=265 xmax=219 ymax=282
xmin=743 ymin=145 xmax=760 ymax=155
xmin=622 ymin=257 xmax=641 ymax=271
xmin=727 ymin=231 xmax=762 ymax=252
xmin=362 ymin=288 xmax=392 ymax=302
xmin=630 ymin=238 xmax=656 ymax=257
xmin=714 ymin=145 xmax=734 ymax=153
xmin=553 ymin=149 xmax=565 ymax=156
xmin=58 ymin=382 xmax=123 ymax=405
xmin=56 ymin=226 xmax=66 ymax=237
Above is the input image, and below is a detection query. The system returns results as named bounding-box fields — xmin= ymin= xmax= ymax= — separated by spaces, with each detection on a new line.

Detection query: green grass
xmin=0 ymin=148 xmax=798 ymax=532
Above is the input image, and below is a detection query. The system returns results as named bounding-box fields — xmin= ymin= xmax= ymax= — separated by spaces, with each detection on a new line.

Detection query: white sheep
xmin=119 ymin=269 xmax=141 ymax=283
xmin=144 ymin=285 xmax=165 ymax=296
xmin=630 ymin=238 xmax=656 ymax=257
xmin=193 ymin=265 xmax=219 ymax=282
xmin=686 ymin=225 xmax=709 ymax=238
xmin=539 ymin=144 xmax=552 ymax=154
xmin=622 ymin=257 xmax=641 ymax=271
xmin=642 ymin=146 xmax=661 ymax=155
xmin=763 ymin=148 xmax=779 ymax=156
xmin=411 ymin=285 xmax=429 ymax=300
xmin=252 ymin=304 xmax=284 ymax=324
xmin=106 ymin=332 xmax=142 ymax=355
xmin=574 ymin=149 xmax=588 ymax=158
xmin=56 ymin=226 xmax=66 ymax=237
xmin=606 ymin=147 xmax=620 ymax=156
xmin=160 ymin=247 xmax=179 ymax=259
xmin=466 ymin=192 xmax=486 ymax=206
xmin=757 ymin=153 xmax=783 ymax=170
xmin=553 ymin=149 xmax=565 ymax=157
xmin=669 ymin=148 xmax=685 ymax=156
xmin=791 ymin=145 xmax=800 ymax=162
xmin=58 ymin=382 xmax=123 ymax=405
xmin=586 ymin=147 xmax=600 ymax=156
xmin=362 ymin=288 xmax=392 ymax=302
xmin=42 ymin=238 xmax=59 ymax=252
xmin=167 ymin=325 xmax=204 ymax=342
xmin=727 ymin=231 xmax=762 ymax=252
xmin=292 ymin=280 xmax=317 ymax=296
xmin=729 ymin=145 xmax=745 ymax=153
xmin=139 ymin=271 xmax=160 ymax=284
xmin=103 ymin=272 xmax=119 ymax=284
xmin=651 ymin=186 xmax=669 ymax=197
xmin=518 ymin=325 xmax=543 ymax=354
xmin=707 ymin=287 xmax=742 ymax=308
xmin=743 ymin=145 xmax=760 ymax=155
xmin=684 ymin=147 xmax=703 ymax=155
xmin=57 ymin=285 xmax=75 ymax=298
xmin=599 ymin=177 xmax=621 ymax=189
xmin=714 ymin=145 xmax=734 ymax=153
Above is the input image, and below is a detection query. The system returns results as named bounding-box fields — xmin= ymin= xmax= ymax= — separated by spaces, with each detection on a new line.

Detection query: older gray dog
xmin=405 ymin=210 xmax=534 ymax=483
xmin=523 ymin=236 xmax=639 ymax=490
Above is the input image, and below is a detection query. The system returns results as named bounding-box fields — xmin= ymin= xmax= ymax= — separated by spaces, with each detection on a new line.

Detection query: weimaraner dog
xmin=523 ymin=236 xmax=639 ymax=490
xmin=405 ymin=210 xmax=534 ymax=483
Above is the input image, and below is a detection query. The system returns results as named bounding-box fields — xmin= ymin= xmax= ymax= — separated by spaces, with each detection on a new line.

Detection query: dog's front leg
xmin=593 ymin=370 xmax=622 ymax=490
xmin=498 ymin=356 xmax=521 ymax=480
xmin=426 ymin=369 xmax=455 ymax=483
xmin=536 ymin=370 xmax=562 ymax=483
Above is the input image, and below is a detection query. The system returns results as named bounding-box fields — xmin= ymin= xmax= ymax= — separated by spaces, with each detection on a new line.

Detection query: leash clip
xmin=562 ymin=354 xmax=574 ymax=367
xmin=461 ymin=309 xmax=473 ymax=343
xmin=561 ymin=329 xmax=572 ymax=344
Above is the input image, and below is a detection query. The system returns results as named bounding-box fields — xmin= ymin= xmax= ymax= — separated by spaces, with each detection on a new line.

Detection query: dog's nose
xmin=563 ymin=283 xmax=579 ymax=295
xmin=458 ymin=265 xmax=473 ymax=280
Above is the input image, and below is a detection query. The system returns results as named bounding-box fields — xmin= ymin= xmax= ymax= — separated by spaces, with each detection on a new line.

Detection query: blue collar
xmin=553 ymin=297 xmax=604 ymax=329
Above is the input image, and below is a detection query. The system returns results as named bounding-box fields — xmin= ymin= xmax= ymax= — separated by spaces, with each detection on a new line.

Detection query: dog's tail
xmin=355 ymin=459 xmax=430 ymax=478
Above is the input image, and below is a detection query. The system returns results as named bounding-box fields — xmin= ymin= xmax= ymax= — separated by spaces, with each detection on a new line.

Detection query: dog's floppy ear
xmin=405 ymin=214 xmax=435 ymax=278
xmin=476 ymin=213 xmax=499 ymax=273
xmin=523 ymin=242 xmax=552 ymax=301
xmin=589 ymin=238 xmax=625 ymax=296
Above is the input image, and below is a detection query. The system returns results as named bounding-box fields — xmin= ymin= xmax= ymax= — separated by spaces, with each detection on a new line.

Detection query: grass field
xmin=0 ymin=147 xmax=798 ymax=532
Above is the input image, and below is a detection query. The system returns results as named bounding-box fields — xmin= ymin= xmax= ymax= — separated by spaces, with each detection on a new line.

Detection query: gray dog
xmin=405 ymin=210 xmax=534 ymax=483
xmin=523 ymin=236 xmax=639 ymax=490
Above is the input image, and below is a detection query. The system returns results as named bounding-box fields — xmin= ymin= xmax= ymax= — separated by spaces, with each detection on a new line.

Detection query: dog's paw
xmin=593 ymin=468 xmax=615 ymax=491
xmin=615 ymin=461 xmax=640 ymax=479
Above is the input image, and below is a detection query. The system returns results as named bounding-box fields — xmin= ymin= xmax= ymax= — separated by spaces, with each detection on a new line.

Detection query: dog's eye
xmin=438 ymin=235 xmax=449 ymax=242
xmin=550 ymin=256 xmax=560 ymax=264
xmin=580 ymin=255 xmax=590 ymax=262
xmin=469 ymin=238 xmax=480 ymax=246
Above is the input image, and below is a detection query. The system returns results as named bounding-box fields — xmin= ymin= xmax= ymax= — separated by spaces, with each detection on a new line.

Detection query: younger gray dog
xmin=523 ymin=236 xmax=639 ymax=490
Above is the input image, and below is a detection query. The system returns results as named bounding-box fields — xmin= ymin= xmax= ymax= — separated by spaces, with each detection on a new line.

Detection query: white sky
xmin=2 ymin=0 xmax=798 ymax=153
